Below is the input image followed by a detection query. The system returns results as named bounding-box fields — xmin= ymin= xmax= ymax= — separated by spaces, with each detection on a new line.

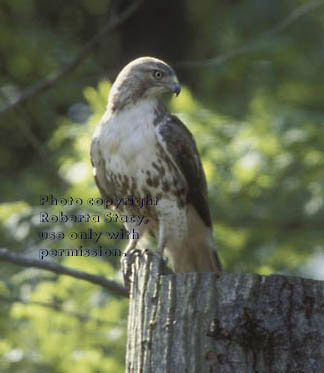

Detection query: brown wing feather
xmin=157 ymin=114 xmax=212 ymax=227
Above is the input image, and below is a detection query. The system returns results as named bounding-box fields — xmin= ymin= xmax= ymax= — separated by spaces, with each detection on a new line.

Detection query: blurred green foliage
xmin=0 ymin=0 xmax=324 ymax=372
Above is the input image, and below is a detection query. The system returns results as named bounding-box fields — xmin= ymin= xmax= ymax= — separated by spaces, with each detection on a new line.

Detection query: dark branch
xmin=0 ymin=249 xmax=128 ymax=298
xmin=177 ymin=0 xmax=324 ymax=68
xmin=0 ymin=0 xmax=144 ymax=114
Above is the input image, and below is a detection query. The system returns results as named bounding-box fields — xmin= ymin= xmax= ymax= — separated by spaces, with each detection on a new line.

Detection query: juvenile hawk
xmin=91 ymin=57 xmax=222 ymax=274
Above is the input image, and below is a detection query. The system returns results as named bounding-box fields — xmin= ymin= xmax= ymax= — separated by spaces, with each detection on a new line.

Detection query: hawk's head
xmin=108 ymin=57 xmax=181 ymax=111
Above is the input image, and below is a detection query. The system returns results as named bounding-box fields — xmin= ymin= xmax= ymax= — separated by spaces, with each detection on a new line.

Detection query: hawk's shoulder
xmin=156 ymin=114 xmax=212 ymax=227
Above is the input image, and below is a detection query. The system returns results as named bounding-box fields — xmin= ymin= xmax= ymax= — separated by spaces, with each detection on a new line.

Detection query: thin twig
xmin=177 ymin=0 xmax=324 ymax=68
xmin=0 ymin=249 xmax=128 ymax=298
xmin=0 ymin=90 xmax=47 ymax=158
xmin=0 ymin=0 xmax=144 ymax=115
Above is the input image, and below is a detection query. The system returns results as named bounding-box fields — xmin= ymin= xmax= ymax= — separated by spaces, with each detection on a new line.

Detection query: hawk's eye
xmin=153 ymin=70 xmax=163 ymax=80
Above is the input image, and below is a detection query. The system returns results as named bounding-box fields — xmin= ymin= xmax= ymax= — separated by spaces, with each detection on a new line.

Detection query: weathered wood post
xmin=125 ymin=251 xmax=324 ymax=372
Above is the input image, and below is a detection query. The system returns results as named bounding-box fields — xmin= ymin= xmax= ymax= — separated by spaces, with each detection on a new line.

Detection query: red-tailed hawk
xmin=91 ymin=57 xmax=222 ymax=274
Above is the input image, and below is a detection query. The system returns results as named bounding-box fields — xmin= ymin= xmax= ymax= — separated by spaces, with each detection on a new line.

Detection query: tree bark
xmin=125 ymin=251 xmax=324 ymax=372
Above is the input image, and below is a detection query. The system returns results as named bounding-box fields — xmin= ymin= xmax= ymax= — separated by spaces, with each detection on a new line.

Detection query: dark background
xmin=0 ymin=0 xmax=323 ymax=371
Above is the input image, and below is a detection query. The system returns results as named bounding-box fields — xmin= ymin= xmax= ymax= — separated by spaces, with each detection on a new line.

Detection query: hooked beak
xmin=171 ymin=82 xmax=181 ymax=97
